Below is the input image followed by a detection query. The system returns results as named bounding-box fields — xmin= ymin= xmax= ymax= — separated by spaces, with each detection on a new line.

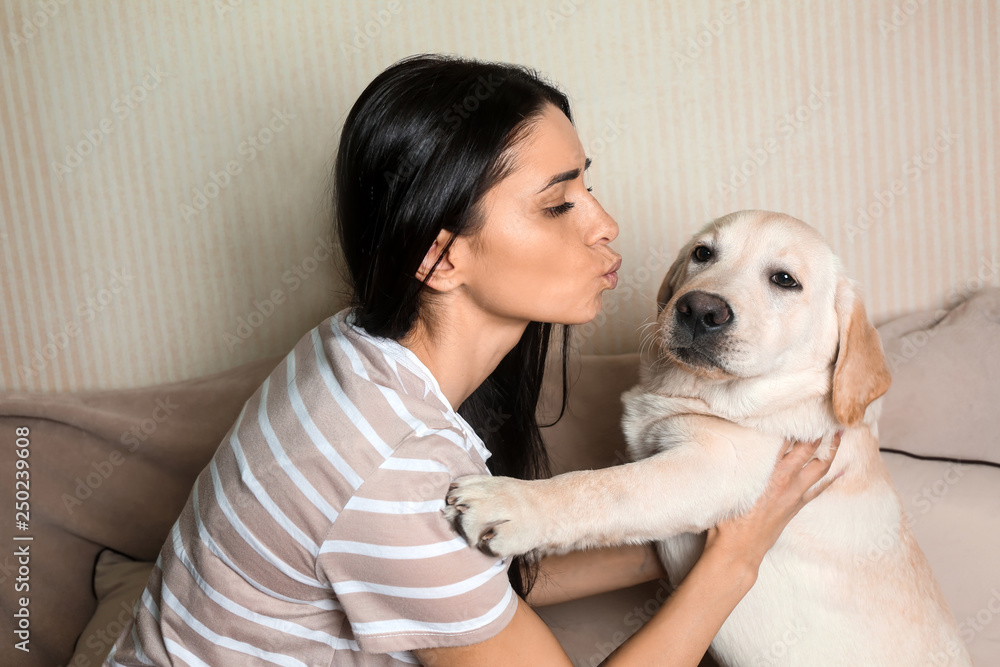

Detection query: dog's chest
xmin=621 ymin=387 xmax=835 ymax=457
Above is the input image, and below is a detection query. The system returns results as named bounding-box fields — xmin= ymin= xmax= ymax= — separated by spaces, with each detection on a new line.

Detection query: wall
xmin=1 ymin=0 xmax=997 ymax=390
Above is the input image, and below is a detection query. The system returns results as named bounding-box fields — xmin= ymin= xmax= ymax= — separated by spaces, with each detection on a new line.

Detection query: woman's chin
xmin=529 ymin=294 xmax=608 ymax=326
xmin=560 ymin=305 xmax=607 ymax=326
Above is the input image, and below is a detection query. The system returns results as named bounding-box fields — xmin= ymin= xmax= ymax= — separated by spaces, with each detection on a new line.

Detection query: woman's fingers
xmin=707 ymin=430 xmax=847 ymax=566
xmin=780 ymin=435 xmax=824 ymax=467
xmin=794 ymin=430 xmax=844 ymax=494
xmin=782 ymin=430 xmax=841 ymax=466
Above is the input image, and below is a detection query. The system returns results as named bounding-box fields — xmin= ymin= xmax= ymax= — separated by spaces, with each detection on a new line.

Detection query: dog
xmin=444 ymin=211 xmax=972 ymax=665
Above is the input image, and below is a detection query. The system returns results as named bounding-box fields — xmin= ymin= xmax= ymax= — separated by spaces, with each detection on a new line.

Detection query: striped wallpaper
xmin=0 ymin=0 xmax=997 ymax=391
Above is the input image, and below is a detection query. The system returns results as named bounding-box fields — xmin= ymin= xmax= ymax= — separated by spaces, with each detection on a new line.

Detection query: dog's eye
xmin=691 ymin=246 xmax=713 ymax=263
xmin=771 ymin=272 xmax=800 ymax=289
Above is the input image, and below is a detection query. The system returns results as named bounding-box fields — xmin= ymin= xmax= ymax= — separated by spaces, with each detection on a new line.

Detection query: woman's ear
xmin=415 ymin=229 xmax=461 ymax=291
xmin=831 ymin=277 xmax=892 ymax=427
xmin=656 ymin=246 xmax=690 ymax=314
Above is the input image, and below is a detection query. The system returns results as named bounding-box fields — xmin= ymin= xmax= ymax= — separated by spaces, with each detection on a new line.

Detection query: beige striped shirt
xmin=105 ymin=308 xmax=517 ymax=666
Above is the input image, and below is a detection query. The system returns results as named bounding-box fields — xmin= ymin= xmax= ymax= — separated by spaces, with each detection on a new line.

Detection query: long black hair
xmin=331 ymin=54 xmax=572 ymax=597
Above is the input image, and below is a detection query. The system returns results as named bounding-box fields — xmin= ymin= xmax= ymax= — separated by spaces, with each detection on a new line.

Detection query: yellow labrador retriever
xmin=444 ymin=211 xmax=971 ymax=666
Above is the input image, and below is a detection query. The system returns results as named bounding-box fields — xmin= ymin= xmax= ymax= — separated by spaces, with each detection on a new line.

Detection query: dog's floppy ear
xmin=656 ymin=248 xmax=690 ymax=314
xmin=831 ymin=277 xmax=892 ymax=426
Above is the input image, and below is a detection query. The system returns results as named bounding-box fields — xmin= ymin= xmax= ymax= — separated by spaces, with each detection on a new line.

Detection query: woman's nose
xmin=589 ymin=199 xmax=619 ymax=245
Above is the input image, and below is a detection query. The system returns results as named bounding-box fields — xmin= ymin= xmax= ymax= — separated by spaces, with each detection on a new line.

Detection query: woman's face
xmin=455 ymin=103 xmax=621 ymax=326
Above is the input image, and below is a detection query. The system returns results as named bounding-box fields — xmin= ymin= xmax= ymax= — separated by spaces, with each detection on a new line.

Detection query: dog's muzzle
xmin=662 ymin=291 xmax=735 ymax=371
xmin=674 ymin=291 xmax=733 ymax=342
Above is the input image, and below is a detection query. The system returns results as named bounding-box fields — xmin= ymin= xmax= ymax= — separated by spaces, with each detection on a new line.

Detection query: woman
xmin=106 ymin=54 xmax=839 ymax=667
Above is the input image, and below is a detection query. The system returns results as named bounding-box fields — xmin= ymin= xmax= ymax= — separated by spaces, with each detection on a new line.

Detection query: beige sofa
xmin=2 ymin=290 xmax=998 ymax=667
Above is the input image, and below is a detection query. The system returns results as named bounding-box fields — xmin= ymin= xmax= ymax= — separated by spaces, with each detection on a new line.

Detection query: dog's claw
xmin=442 ymin=476 xmax=540 ymax=558
xmin=477 ymin=520 xmax=509 ymax=557
xmin=478 ymin=530 xmax=496 ymax=555
xmin=479 ymin=539 xmax=497 ymax=557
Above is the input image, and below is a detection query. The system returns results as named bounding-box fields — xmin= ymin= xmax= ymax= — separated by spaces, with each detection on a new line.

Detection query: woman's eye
xmin=546 ymin=201 xmax=576 ymax=217
xmin=771 ymin=272 xmax=801 ymax=289
xmin=692 ymin=245 xmax=713 ymax=262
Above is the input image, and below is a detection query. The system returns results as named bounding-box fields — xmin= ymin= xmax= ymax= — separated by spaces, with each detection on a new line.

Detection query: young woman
xmin=106 ymin=54 xmax=839 ymax=667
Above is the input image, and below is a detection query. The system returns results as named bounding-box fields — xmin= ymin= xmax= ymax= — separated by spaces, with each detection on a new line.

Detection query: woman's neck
xmin=401 ymin=300 xmax=529 ymax=410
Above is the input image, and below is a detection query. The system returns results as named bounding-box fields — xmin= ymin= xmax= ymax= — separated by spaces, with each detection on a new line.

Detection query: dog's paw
xmin=442 ymin=475 xmax=541 ymax=558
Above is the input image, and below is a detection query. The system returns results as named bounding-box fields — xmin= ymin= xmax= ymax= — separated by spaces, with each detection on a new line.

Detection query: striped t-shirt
xmin=105 ymin=308 xmax=518 ymax=666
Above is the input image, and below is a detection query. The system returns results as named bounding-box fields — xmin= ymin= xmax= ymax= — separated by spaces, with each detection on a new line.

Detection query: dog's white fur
xmin=444 ymin=211 xmax=971 ymax=666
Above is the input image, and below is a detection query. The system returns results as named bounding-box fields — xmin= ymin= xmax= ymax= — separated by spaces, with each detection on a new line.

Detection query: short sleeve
xmin=315 ymin=429 xmax=518 ymax=654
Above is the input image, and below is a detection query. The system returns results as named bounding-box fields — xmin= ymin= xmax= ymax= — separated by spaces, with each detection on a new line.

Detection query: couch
xmin=2 ymin=289 xmax=998 ymax=667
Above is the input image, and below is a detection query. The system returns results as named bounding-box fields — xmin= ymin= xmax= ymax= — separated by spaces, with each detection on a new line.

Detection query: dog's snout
xmin=675 ymin=291 xmax=733 ymax=339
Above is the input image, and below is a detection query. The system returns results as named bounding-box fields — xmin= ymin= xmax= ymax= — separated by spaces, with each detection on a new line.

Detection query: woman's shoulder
xmin=294 ymin=310 xmax=452 ymax=419
xmin=382 ymin=425 xmax=491 ymax=478
xmin=300 ymin=309 xmax=494 ymax=468
xmin=215 ymin=311 xmax=494 ymax=519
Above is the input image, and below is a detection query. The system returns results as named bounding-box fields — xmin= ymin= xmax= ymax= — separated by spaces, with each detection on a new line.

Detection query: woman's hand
xmin=704 ymin=430 xmax=844 ymax=574
xmin=601 ymin=433 xmax=844 ymax=666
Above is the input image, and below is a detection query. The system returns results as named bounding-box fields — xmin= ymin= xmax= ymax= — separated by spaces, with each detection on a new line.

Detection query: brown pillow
xmin=0 ymin=354 xmax=282 ymax=665
xmin=69 ymin=550 xmax=155 ymax=667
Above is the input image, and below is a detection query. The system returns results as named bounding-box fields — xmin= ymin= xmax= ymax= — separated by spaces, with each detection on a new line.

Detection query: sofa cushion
xmin=882 ymin=453 xmax=1000 ymax=662
xmin=877 ymin=288 xmax=1000 ymax=465
xmin=538 ymin=351 xmax=641 ymax=474
xmin=69 ymin=550 xmax=156 ymax=667
xmin=0 ymin=354 xmax=281 ymax=666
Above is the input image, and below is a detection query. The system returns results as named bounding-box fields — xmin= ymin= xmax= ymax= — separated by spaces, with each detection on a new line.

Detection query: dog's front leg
xmin=443 ymin=416 xmax=785 ymax=558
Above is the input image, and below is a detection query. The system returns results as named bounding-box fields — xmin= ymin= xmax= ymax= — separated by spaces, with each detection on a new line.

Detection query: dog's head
xmin=652 ymin=210 xmax=891 ymax=427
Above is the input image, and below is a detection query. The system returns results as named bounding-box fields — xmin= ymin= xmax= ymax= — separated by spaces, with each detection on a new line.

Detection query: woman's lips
xmin=602 ymin=257 xmax=622 ymax=288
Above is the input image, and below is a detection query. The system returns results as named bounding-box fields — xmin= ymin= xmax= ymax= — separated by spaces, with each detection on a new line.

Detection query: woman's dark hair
xmin=330 ymin=54 xmax=572 ymax=597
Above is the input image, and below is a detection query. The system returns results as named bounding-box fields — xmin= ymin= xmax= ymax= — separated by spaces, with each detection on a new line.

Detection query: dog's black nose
xmin=675 ymin=291 xmax=733 ymax=339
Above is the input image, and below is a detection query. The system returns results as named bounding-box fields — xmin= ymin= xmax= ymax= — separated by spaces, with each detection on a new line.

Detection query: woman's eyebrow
xmin=536 ymin=157 xmax=592 ymax=194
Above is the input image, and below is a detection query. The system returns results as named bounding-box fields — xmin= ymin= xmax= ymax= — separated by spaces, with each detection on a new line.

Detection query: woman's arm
xmin=525 ymin=542 xmax=667 ymax=607
xmin=598 ymin=536 xmax=756 ymax=666
xmin=416 ymin=433 xmax=841 ymax=666
xmin=600 ymin=432 xmax=842 ymax=666
xmin=415 ymin=596 xmax=574 ymax=667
